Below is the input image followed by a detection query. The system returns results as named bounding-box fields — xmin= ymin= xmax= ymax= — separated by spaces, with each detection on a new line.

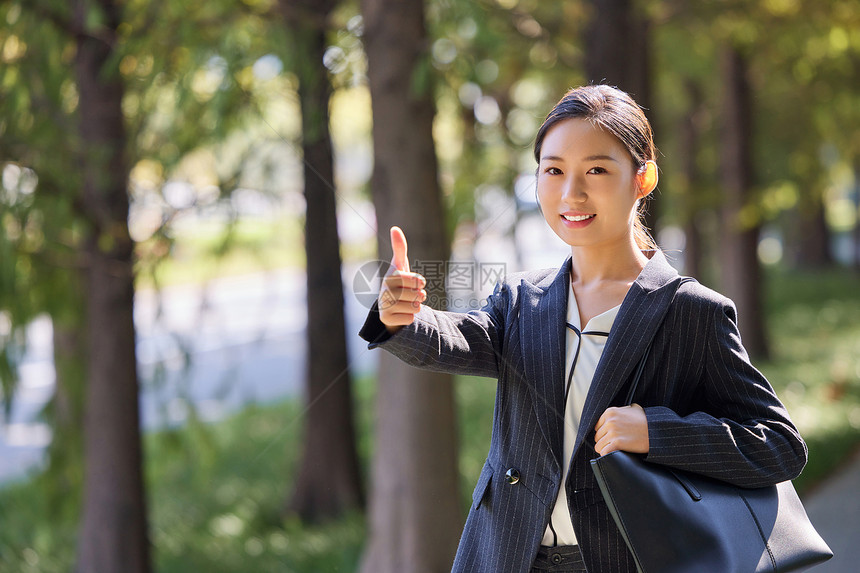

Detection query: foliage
xmin=0 ymin=2 xmax=83 ymax=412
xmin=422 ymin=0 xmax=860 ymax=267
xmin=651 ymin=0 xmax=860 ymax=255
xmin=426 ymin=0 xmax=593 ymax=239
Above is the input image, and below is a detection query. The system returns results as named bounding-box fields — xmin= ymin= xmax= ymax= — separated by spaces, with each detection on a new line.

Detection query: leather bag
xmin=590 ymin=345 xmax=833 ymax=573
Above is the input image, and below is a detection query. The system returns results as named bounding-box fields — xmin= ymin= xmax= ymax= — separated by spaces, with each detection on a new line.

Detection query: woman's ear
xmin=636 ymin=161 xmax=658 ymax=198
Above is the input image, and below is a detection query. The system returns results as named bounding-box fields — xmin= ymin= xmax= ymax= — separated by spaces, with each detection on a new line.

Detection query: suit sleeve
xmin=358 ymin=281 xmax=509 ymax=379
xmin=643 ymin=298 xmax=808 ymax=488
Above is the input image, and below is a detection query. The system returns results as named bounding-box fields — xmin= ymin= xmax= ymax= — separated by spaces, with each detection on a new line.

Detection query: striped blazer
xmin=359 ymin=250 xmax=807 ymax=573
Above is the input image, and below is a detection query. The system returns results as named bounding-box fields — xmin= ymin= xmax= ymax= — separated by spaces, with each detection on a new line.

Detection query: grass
xmin=760 ymin=266 xmax=860 ymax=492
xmin=134 ymin=217 xmax=305 ymax=289
xmin=143 ymin=398 xmax=368 ymax=573
xmin=0 ymin=266 xmax=858 ymax=571
xmin=0 ymin=397 xmax=369 ymax=573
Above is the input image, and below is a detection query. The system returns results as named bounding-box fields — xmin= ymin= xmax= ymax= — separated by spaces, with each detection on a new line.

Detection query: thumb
xmin=389 ymin=226 xmax=410 ymax=273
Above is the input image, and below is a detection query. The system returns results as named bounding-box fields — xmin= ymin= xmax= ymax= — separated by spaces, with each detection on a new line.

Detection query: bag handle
xmin=622 ymin=277 xmax=693 ymax=406
xmin=623 ymin=343 xmax=652 ymax=406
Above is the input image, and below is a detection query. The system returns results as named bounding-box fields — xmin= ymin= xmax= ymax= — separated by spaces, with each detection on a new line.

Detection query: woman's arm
xmin=359 ymin=281 xmax=510 ymax=379
xmin=359 ymin=225 xmax=512 ymax=379
xmin=643 ymin=297 xmax=808 ymax=488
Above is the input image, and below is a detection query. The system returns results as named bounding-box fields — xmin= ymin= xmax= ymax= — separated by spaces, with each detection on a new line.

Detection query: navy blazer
xmin=359 ymin=250 xmax=807 ymax=573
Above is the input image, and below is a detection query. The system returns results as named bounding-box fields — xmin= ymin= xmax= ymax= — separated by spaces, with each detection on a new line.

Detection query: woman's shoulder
xmin=674 ymin=276 xmax=735 ymax=313
xmin=482 ymin=265 xmax=563 ymax=308
xmin=501 ymin=266 xmax=559 ymax=287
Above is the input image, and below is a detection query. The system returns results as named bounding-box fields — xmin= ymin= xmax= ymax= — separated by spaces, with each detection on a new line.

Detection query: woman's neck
xmin=569 ymin=239 xmax=650 ymax=287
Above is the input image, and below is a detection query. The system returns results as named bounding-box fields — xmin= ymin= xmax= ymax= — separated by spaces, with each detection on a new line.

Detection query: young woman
xmin=359 ymin=85 xmax=807 ymax=573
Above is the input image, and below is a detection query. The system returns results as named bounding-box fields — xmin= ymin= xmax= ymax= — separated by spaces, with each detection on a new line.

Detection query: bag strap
xmin=622 ymin=276 xmax=694 ymax=407
xmin=584 ymin=276 xmax=694 ymax=454
xmin=623 ymin=343 xmax=652 ymax=406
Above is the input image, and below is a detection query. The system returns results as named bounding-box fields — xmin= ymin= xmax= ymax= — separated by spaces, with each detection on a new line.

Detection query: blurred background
xmin=0 ymin=0 xmax=858 ymax=571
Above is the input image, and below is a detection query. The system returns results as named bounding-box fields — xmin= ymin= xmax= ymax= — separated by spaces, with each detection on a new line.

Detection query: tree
xmin=718 ymin=44 xmax=768 ymax=359
xmin=359 ymin=0 xmax=462 ymax=570
xmin=71 ymin=0 xmax=151 ymax=570
xmin=0 ymin=2 xmax=114 ymax=543
xmin=0 ymin=1 xmax=150 ymax=569
xmin=278 ymin=0 xmax=364 ymax=521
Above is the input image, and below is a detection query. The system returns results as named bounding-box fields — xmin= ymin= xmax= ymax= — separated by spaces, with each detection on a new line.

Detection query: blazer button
xmin=505 ymin=468 xmax=520 ymax=485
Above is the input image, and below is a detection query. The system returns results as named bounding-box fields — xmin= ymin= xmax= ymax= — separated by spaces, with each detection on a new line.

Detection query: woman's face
xmin=536 ymin=118 xmax=643 ymax=251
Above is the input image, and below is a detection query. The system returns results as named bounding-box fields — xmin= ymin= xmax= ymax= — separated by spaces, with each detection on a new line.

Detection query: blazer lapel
xmin=519 ymin=256 xmax=572 ymax=471
xmin=573 ymin=251 xmax=684 ymax=458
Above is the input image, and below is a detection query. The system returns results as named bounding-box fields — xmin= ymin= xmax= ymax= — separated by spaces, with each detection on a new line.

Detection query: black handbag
xmin=590 ymin=345 xmax=833 ymax=573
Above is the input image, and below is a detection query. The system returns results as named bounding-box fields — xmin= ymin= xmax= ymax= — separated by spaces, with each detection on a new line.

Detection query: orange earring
xmin=637 ymin=161 xmax=658 ymax=197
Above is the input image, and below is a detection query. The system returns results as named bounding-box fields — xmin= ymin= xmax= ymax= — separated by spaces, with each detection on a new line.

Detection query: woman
xmin=358 ymin=85 xmax=807 ymax=573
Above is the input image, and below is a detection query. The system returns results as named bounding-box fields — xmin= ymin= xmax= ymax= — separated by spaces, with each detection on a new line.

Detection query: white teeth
xmin=563 ymin=214 xmax=595 ymax=222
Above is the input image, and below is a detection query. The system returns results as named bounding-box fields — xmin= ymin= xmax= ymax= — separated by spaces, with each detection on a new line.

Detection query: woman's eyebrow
xmin=540 ymin=154 xmax=620 ymax=163
xmin=583 ymin=154 xmax=619 ymax=162
xmin=540 ymin=154 xmax=565 ymax=162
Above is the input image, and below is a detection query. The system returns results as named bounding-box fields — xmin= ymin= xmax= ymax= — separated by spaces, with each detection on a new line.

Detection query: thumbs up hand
xmin=379 ymin=226 xmax=427 ymax=333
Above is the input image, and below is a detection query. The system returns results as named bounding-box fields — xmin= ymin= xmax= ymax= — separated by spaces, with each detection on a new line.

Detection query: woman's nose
xmin=562 ymin=176 xmax=586 ymax=202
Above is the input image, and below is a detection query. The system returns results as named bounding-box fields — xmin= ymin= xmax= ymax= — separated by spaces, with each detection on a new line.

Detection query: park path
xmin=803 ymin=447 xmax=860 ymax=572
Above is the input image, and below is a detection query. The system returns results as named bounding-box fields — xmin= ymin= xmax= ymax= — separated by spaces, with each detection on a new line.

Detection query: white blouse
xmin=542 ymin=283 xmax=621 ymax=547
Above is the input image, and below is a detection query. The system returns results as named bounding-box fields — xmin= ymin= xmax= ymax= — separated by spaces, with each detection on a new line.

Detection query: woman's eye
xmin=587 ymin=167 xmax=607 ymax=175
xmin=545 ymin=167 xmax=562 ymax=175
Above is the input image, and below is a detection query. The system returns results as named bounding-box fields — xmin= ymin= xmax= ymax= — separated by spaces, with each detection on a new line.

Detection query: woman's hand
xmin=594 ymin=404 xmax=649 ymax=456
xmin=378 ymin=226 xmax=427 ymax=334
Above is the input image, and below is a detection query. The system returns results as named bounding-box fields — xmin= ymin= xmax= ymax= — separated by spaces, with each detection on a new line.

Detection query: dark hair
xmin=534 ymin=85 xmax=657 ymax=250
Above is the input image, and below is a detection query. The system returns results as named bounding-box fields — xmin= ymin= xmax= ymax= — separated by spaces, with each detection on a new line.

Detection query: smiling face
xmin=537 ymin=118 xmax=651 ymax=252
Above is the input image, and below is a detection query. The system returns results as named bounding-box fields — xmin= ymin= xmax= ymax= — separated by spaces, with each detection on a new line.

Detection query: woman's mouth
xmin=561 ymin=212 xmax=596 ymax=229
xmin=562 ymin=214 xmax=595 ymax=222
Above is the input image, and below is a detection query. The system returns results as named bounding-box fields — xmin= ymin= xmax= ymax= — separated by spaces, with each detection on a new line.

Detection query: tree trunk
xmin=584 ymin=0 xmax=653 ymax=120
xmin=718 ymin=45 xmax=768 ymax=359
xmin=359 ymin=0 xmax=462 ymax=571
xmin=74 ymin=1 xmax=151 ymax=571
xmin=585 ymin=0 xmax=658 ymax=237
xmin=279 ymin=0 xmax=364 ymax=522
xmin=794 ymin=198 xmax=832 ymax=268
xmin=585 ymin=0 xmax=633 ymax=91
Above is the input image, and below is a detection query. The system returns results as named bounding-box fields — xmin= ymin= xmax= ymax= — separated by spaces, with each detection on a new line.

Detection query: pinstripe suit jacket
xmin=359 ymin=250 xmax=807 ymax=573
